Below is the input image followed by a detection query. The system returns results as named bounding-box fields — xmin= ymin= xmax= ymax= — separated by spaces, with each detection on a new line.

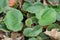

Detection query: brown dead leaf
xmin=2 ymin=35 xmax=12 ymax=40
xmin=11 ymin=32 xmax=24 ymax=40
xmin=11 ymin=32 xmax=20 ymax=39
xmin=0 ymin=31 xmax=5 ymax=39
xmin=44 ymin=29 xmax=60 ymax=40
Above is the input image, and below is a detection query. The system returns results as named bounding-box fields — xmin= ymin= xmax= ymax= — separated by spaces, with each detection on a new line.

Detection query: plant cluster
xmin=0 ymin=0 xmax=60 ymax=40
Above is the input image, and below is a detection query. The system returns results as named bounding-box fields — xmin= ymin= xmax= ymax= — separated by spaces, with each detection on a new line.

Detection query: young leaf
xmin=31 ymin=17 xmax=38 ymax=23
xmin=4 ymin=8 xmax=23 ymax=32
xmin=25 ymin=18 xmax=32 ymax=27
xmin=0 ymin=0 xmax=8 ymax=13
xmin=39 ymin=8 xmax=56 ymax=26
xmin=23 ymin=25 xmax=42 ymax=37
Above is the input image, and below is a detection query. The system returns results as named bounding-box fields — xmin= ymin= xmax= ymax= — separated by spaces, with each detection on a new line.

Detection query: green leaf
xmin=35 ymin=7 xmax=48 ymax=19
xmin=56 ymin=13 xmax=60 ymax=21
xmin=37 ymin=37 xmax=43 ymax=40
xmin=4 ymin=8 xmax=23 ymax=32
xmin=23 ymin=2 xmax=32 ymax=11
xmin=47 ymin=23 xmax=60 ymax=31
xmin=25 ymin=18 xmax=32 ymax=27
xmin=0 ymin=22 xmax=10 ymax=32
xmin=0 ymin=0 xmax=8 ymax=13
xmin=39 ymin=32 xmax=51 ymax=40
xmin=33 ymin=2 xmax=43 ymax=6
xmin=55 ymin=5 xmax=60 ymax=12
xmin=26 ymin=2 xmax=44 ymax=13
xmin=29 ymin=38 xmax=38 ymax=40
xmin=55 ymin=6 xmax=60 ymax=21
xmin=31 ymin=17 xmax=38 ymax=23
xmin=39 ymin=8 xmax=56 ymax=26
xmin=23 ymin=25 xmax=42 ymax=37
xmin=38 ymin=32 xmax=50 ymax=40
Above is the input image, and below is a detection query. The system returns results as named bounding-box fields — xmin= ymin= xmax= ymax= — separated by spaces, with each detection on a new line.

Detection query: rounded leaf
xmin=26 ymin=3 xmax=44 ymax=13
xmin=25 ymin=18 xmax=32 ymax=27
xmin=23 ymin=25 xmax=42 ymax=37
xmin=35 ymin=7 xmax=49 ymax=19
xmin=39 ymin=8 xmax=56 ymax=26
xmin=4 ymin=8 xmax=23 ymax=32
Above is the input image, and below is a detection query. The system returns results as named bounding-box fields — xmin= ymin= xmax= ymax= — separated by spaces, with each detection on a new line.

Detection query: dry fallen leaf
xmin=44 ymin=29 xmax=60 ymax=40
xmin=2 ymin=35 xmax=12 ymax=40
xmin=11 ymin=32 xmax=24 ymax=40
xmin=0 ymin=31 xmax=5 ymax=39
